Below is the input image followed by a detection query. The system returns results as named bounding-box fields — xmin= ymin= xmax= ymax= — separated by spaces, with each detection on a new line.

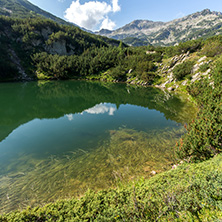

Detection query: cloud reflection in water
xmin=84 ymin=103 xmax=116 ymax=116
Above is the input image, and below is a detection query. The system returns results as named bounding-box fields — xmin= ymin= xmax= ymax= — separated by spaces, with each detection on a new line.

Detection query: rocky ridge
xmin=96 ymin=9 xmax=222 ymax=46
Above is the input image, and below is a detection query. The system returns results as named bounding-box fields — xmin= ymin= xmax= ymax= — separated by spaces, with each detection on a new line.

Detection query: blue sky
xmin=28 ymin=0 xmax=222 ymax=31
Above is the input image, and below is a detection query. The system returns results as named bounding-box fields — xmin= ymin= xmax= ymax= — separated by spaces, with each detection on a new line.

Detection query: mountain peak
xmin=201 ymin=8 xmax=211 ymax=14
xmin=195 ymin=8 xmax=222 ymax=16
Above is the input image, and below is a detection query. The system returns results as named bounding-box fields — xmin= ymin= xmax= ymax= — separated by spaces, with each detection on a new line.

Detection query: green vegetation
xmin=199 ymin=62 xmax=210 ymax=72
xmin=176 ymin=56 xmax=222 ymax=162
xmin=0 ymin=14 xmax=222 ymax=85
xmin=0 ymin=16 xmax=121 ymax=80
xmin=201 ymin=35 xmax=222 ymax=57
xmin=1 ymin=154 xmax=221 ymax=221
xmin=173 ymin=61 xmax=194 ymax=80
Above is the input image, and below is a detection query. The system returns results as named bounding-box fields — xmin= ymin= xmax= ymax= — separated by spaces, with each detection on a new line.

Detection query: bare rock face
xmin=41 ymin=28 xmax=52 ymax=40
xmin=26 ymin=27 xmax=76 ymax=55
xmin=46 ymin=41 xmax=75 ymax=55
xmin=46 ymin=40 xmax=67 ymax=55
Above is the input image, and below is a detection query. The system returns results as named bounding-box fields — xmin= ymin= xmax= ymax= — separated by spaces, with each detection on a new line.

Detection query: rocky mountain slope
xmin=96 ymin=9 xmax=222 ymax=46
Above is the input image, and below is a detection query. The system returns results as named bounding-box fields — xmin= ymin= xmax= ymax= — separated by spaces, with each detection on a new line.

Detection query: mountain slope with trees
xmin=0 ymin=16 xmax=121 ymax=81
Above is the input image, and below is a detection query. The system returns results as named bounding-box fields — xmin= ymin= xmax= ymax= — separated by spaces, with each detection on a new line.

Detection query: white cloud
xmin=100 ymin=17 xmax=116 ymax=30
xmin=84 ymin=103 xmax=116 ymax=115
xmin=64 ymin=0 xmax=121 ymax=30
xmin=112 ymin=0 xmax=120 ymax=13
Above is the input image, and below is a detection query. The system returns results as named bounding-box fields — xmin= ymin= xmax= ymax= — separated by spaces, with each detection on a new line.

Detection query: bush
xmin=109 ymin=65 xmax=127 ymax=81
xmin=140 ymin=72 xmax=157 ymax=84
xmin=201 ymin=36 xmax=222 ymax=57
xmin=173 ymin=61 xmax=194 ymax=80
xmin=199 ymin=62 xmax=210 ymax=72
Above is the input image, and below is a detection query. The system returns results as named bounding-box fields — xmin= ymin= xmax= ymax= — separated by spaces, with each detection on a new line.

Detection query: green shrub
xmin=201 ymin=36 xmax=222 ymax=57
xmin=140 ymin=72 xmax=157 ymax=84
xmin=109 ymin=65 xmax=128 ymax=81
xmin=199 ymin=62 xmax=210 ymax=72
xmin=173 ymin=61 xmax=194 ymax=80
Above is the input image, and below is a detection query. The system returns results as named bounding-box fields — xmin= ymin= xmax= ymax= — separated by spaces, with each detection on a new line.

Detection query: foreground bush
xmin=1 ymin=154 xmax=222 ymax=221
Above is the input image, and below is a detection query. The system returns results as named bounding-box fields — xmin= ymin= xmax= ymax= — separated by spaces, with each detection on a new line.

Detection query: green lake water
xmin=0 ymin=80 xmax=197 ymax=213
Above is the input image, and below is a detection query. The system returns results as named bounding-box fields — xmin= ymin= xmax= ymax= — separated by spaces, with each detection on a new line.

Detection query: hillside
xmin=0 ymin=16 xmax=121 ymax=81
xmin=96 ymin=9 xmax=222 ymax=46
xmin=0 ymin=0 xmax=70 ymax=25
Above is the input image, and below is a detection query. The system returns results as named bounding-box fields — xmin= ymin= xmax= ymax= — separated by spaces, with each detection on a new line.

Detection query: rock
xmin=193 ymin=63 xmax=200 ymax=73
xmin=146 ymin=51 xmax=156 ymax=54
xmin=31 ymin=39 xmax=42 ymax=47
xmin=41 ymin=28 xmax=52 ymax=40
xmin=182 ymin=80 xmax=188 ymax=86
xmin=128 ymin=69 xmax=133 ymax=74
xmin=151 ymin=170 xmax=157 ymax=175
xmin=172 ymin=164 xmax=178 ymax=169
xmin=202 ymin=69 xmax=211 ymax=76
xmin=46 ymin=40 xmax=74 ymax=55
xmin=167 ymin=87 xmax=174 ymax=91
xmin=8 ymin=48 xmax=31 ymax=81
xmin=197 ymin=56 xmax=207 ymax=63
xmin=191 ymin=72 xmax=201 ymax=83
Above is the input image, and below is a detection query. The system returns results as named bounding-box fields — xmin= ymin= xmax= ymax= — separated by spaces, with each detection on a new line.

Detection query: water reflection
xmin=0 ymin=80 xmax=196 ymax=142
xmin=84 ymin=103 xmax=116 ymax=116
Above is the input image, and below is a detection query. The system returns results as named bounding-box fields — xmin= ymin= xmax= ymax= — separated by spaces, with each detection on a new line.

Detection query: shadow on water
xmin=0 ymin=80 xmax=197 ymax=213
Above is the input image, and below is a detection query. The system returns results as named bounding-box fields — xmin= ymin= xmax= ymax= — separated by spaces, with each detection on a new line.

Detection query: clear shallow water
xmin=0 ymin=80 xmax=196 ymax=213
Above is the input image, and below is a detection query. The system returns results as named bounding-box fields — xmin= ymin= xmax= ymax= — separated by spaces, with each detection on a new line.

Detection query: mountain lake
xmin=0 ymin=80 xmax=197 ymax=213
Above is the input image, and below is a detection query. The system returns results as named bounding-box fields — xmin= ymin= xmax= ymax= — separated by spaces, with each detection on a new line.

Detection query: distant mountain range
xmin=96 ymin=9 xmax=222 ymax=46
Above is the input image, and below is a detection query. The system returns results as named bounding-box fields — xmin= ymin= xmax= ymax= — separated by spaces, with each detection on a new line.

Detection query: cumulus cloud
xmin=112 ymin=0 xmax=120 ymax=13
xmin=64 ymin=0 xmax=121 ymax=30
xmin=100 ymin=17 xmax=116 ymax=30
